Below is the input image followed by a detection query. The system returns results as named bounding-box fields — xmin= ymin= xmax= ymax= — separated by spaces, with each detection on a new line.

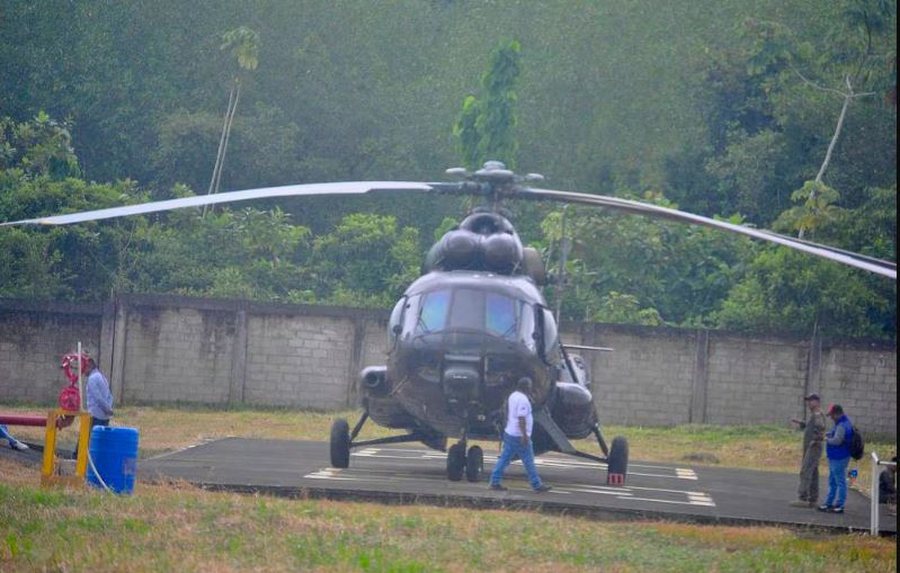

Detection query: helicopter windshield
xmin=414 ymin=288 xmax=533 ymax=343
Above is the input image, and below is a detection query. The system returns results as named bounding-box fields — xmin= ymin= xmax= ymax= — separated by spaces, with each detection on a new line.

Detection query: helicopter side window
xmin=518 ymin=301 xmax=537 ymax=351
xmin=485 ymin=292 xmax=517 ymax=340
xmin=418 ymin=289 xmax=450 ymax=333
xmin=539 ymin=307 xmax=560 ymax=364
xmin=401 ymin=294 xmax=421 ymax=337
xmin=388 ymin=297 xmax=405 ymax=344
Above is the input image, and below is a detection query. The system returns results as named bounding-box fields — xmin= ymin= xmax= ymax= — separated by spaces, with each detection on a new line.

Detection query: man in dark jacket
xmin=790 ymin=393 xmax=826 ymax=508
xmin=818 ymin=404 xmax=853 ymax=514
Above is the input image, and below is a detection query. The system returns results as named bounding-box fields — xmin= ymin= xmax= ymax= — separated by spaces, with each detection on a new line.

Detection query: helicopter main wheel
xmin=447 ymin=442 xmax=466 ymax=481
xmin=465 ymin=445 xmax=484 ymax=482
xmin=330 ymin=418 xmax=351 ymax=469
xmin=606 ymin=436 xmax=629 ymax=485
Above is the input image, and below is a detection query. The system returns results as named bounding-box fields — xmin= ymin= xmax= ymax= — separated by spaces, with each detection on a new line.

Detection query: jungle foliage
xmin=0 ymin=1 xmax=895 ymax=339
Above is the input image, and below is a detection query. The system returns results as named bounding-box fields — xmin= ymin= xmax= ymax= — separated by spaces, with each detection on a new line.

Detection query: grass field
xmin=1 ymin=405 xmax=897 ymax=572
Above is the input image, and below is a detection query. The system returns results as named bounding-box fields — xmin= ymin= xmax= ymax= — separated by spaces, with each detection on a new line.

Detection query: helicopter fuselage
xmin=364 ymin=270 xmax=561 ymax=443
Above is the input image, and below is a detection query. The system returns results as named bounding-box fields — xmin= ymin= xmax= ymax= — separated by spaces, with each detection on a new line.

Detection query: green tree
xmin=453 ymin=40 xmax=521 ymax=170
xmin=310 ymin=213 xmax=421 ymax=308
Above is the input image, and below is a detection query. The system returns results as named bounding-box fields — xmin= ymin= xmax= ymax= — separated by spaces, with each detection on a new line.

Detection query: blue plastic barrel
xmin=86 ymin=426 xmax=139 ymax=494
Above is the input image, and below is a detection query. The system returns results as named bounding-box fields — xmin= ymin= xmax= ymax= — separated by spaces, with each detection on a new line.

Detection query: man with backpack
xmin=818 ymin=404 xmax=854 ymax=514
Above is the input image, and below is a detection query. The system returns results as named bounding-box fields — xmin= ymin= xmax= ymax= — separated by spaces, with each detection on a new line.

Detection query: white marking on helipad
xmin=351 ymin=447 xmax=699 ymax=480
xmin=308 ymin=461 xmax=716 ymax=508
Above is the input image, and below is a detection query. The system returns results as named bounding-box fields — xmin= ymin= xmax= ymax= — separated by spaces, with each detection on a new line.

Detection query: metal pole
xmin=77 ymin=341 xmax=84 ymax=412
xmin=870 ymin=452 xmax=880 ymax=536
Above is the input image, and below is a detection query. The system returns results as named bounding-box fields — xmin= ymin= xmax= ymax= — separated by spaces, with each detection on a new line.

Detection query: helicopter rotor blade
xmin=1 ymin=172 xmax=894 ymax=281
xmin=520 ymin=187 xmax=897 ymax=280
xmin=0 ymin=181 xmax=434 ymax=226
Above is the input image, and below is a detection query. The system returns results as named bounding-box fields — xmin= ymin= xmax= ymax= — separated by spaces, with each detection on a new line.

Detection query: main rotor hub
xmin=443 ymin=161 xmax=544 ymax=209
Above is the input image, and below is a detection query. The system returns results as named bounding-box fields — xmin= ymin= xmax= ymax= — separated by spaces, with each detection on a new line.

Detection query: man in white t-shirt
xmin=488 ymin=377 xmax=552 ymax=493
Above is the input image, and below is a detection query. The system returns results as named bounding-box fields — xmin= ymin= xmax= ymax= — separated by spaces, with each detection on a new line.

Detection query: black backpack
xmin=849 ymin=425 xmax=865 ymax=460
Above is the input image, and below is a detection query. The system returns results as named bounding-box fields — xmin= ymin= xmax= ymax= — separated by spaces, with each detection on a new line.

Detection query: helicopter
xmin=3 ymin=161 xmax=896 ymax=485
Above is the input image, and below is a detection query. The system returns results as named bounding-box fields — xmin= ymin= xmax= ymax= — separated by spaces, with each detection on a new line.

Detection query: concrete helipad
xmin=138 ymin=438 xmax=896 ymax=534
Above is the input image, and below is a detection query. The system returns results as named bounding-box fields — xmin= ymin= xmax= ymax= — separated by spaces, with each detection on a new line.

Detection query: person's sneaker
xmin=489 ymin=483 xmax=507 ymax=491
xmin=790 ymin=500 xmax=814 ymax=508
xmin=10 ymin=441 xmax=29 ymax=451
xmin=534 ymin=484 xmax=552 ymax=493
xmin=830 ymin=506 xmax=844 ymax=514
xmin=817 ymin=504 xmax=833 ymax=512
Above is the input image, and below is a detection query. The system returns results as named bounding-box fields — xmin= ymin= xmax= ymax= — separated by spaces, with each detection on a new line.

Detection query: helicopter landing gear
xmin=330 ymin=418 xmax=351 ymax=468
xmin=465 ymin=445 xmax=483 ymax=482
xmin=447 ymin=441 xmax=485 ymax=482
xmin=606 ymin=436 xmax=629 ymax=485
xmin=447 ymin=442 xmax=466 ymax=481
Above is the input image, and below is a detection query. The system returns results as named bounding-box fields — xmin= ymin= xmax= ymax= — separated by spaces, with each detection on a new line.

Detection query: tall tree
xmin=207 ymin=26 xmax=259 ymax=200
xmin=453 ymin=40 xmax=521 ymax=170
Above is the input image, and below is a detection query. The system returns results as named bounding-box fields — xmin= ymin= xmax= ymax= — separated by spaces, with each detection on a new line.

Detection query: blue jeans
xmin=825 ymin=456 xmax=850 ymax=508
xmin=489 ymin=432 xmax=543 ymax=490
xmin=0 ymin=424 xmax=24 ymax=448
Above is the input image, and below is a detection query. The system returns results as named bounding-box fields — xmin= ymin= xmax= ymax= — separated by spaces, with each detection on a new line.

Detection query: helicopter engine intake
xmin=360 ymin=365 xmax=389 ymax=396
xmin=483 ymin=233 xmax=521 ymax=273
xmin=440 ymin=229 xmax=480 ymax=268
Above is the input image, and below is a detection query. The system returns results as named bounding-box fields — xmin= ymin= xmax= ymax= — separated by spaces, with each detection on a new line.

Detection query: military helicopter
xmin=3 ymin=161 xmax=896 ymax=486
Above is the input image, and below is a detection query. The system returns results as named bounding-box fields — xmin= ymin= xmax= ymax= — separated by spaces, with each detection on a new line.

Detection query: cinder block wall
xmin=0 ymin=301 xmax=105 ymax=403
xmin=1 ymin=296 xmax=895 ymax=437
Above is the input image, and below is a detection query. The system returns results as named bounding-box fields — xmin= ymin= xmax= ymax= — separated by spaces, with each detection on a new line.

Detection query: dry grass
xmin=1 ymin=454 xmax=896 ymax=573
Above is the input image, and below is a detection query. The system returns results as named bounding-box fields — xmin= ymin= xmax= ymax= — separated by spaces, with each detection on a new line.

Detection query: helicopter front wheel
xmin=465 ymin=445 xmax=483 ymax=482
xmin=606 ymin=436 xmax=629 ymax=485
xmin=447 ymin=441 xmax=466 ymax=481
xmin=330 ymin=418 xmax=351 ymax=468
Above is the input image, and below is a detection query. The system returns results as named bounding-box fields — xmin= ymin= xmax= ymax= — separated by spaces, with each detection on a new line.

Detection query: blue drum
xmin=86 ymin=426 xmax=139 ymax=494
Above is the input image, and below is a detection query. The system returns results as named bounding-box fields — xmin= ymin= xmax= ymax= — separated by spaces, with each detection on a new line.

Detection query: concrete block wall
xmin=817 ymin=342 xmax=897 ymax=433
xmin=0 ymin=301 xmax=104 ymax=404
xmin=0 ymin=296 xmax=895 ymax=437
xmin=121 ymin=305 xmax=236 ymax=404
xmin=704 ymin=335 xmax=808 ymax=426
xmin=573 ymin=324 xmax=697 ymax=426
xmin=244 ymin=312 xmax=354 ymax=409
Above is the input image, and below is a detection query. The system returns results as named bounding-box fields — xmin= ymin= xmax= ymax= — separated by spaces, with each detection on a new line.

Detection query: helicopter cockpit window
xmin=414 ymin=288 xmax=523 ymax=342
xmin=418 ymin=289 xmax=451 ymax=333
xmin=448 ymin=288 xmax=483 ymax=330
xmin=485 ymin=293 xmax=517 ymax=339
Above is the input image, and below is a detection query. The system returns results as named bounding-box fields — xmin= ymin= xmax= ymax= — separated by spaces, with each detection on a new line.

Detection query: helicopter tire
xmin=606 ymin=436 xmax=629 ymax=485
xmin=330 ymin=418 xmax=351 ymax=469
xmin=447 ymin=442 xmax=466 ymax=481
xmin=465 ymin=445 xmax=484 ymax=482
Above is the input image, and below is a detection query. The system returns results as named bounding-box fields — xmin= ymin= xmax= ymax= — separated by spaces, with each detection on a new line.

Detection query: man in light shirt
xmin=72 ymin=357 xmax=114 ymax=459
xmin=488 ymin=377 xmax=552 ymax=493
xmin=85 ymin=357 xmax=114 ymax=427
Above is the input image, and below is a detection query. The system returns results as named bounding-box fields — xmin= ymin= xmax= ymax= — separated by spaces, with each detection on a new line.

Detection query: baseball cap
xmin=803 ymin=393 xmax=820 ymax=401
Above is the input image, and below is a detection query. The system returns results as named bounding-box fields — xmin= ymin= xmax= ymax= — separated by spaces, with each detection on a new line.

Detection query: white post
xmin=77 ymin=341 xmax=84 ymax=413
xmin=870 ymin=452 xmax=880 ymax=536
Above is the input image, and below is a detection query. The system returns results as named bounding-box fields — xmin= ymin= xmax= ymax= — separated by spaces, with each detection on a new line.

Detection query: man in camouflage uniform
xmin=789 ymin=393 xmax=826 ymax=508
